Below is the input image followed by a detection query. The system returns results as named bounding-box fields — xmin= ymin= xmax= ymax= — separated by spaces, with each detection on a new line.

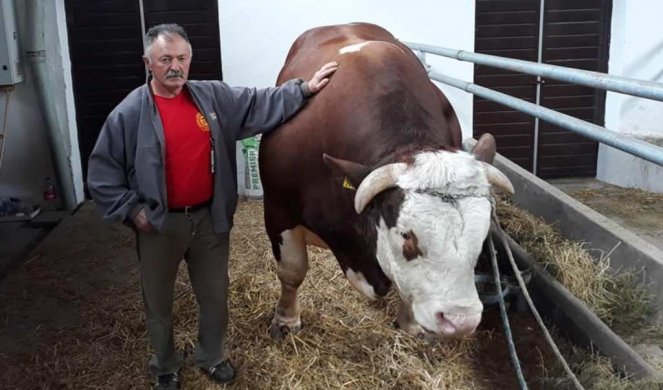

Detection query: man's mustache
xmin=166 ymin=70 xmax=184 ymax=79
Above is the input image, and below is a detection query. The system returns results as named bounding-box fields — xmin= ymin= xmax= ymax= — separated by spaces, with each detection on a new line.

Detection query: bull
xmin=259 ymin=23 xmax=513 ymax=339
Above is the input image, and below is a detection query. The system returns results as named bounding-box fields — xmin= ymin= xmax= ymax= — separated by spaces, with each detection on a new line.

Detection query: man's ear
xmin=143 ymin=55 xmax=151 ymax=69
xmin=322 ymin=154 xmax=371 ymax=188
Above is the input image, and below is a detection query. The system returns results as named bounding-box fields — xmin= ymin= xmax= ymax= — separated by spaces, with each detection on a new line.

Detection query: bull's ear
xmin=472 ymin=133 xmax=497 ymax=164
xmin=323 ymin=154 xmax=371 ymax=188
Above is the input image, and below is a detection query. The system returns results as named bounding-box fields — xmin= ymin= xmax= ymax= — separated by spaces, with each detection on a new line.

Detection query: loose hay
xmin=496 ymin=197 xmax=663 ymax=382
xmin=495 ymin=198 xmax=656 ymax=333
xmin=0 ymin=200 xmax=659 ymax=389
xmin=222 ymin=201 xmax=485 ymax=389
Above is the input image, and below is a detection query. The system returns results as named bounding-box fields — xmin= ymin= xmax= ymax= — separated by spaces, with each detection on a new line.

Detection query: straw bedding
xmin=0 ymin=200 xmax=658 ymax=389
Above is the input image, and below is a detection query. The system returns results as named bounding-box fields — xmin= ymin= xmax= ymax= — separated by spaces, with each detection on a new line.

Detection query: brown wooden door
xmin=474 ymin=0 xmax=541 ymax=172
xmin=474 ymin=0 xmax=611 ymax=178
xmin=537 ymin=0 xmax=611 ymax=178
xmin=65 ymin=0 xmax=145 ymax=182
xmin=65 ymin=0 xmax=222 ymax=183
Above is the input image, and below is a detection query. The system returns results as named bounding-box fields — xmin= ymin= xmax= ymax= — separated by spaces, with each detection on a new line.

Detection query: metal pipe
xmin=25 ymin=0 xmax=77 ymax=209
xmin=139 ymin=0 xmax=148 ymax=80
xmin=532 ymin=0 xmax=545 ymax=175
xmin=429 ymin=71 xmax=663 ymax=167
xmin=405 ymin=42 xmax=663 ymax=102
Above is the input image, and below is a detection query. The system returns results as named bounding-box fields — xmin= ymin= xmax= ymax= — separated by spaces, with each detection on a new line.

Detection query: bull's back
xmin=263 ymin=24 xmax=402 ymax=192
xmin=276 ymin=23 xmax=403 ymax=84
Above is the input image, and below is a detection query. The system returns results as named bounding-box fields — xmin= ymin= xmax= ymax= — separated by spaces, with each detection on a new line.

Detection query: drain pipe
xmin=24 ymin=0 xmax=77 ymax=209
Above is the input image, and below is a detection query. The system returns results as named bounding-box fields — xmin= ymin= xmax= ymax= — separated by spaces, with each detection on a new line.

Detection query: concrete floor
xmin=0 ymin=210 xmax=67 ymax=278
xmin=550 ymin=177 xmax=663 ymax=252
xmin=2 ymin=201 xmax=623 ymax=389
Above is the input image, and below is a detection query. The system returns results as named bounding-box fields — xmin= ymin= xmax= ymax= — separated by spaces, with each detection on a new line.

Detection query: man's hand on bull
xmin=307 ymin=61 xmax=338 ymax=94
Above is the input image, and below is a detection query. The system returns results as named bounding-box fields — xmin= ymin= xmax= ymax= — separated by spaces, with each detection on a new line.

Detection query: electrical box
xmin=0 ymin=0 xmax=22 ymax=85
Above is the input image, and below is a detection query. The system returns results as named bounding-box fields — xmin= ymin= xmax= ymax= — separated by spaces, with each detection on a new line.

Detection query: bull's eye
xmin=401 ymin=230 xmax=422 ymax=261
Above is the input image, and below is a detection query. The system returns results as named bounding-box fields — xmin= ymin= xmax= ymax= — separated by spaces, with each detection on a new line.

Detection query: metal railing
xmin=404 ymin=42 xmax=663 ymax=168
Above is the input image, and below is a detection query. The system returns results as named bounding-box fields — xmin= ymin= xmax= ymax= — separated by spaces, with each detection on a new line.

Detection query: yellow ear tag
xmin=343 ymin=177 xmax=356 ymax=191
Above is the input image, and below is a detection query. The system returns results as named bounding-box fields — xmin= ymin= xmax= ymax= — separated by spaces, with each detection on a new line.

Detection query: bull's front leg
xmin=269 ymin=227 xmax=309 ymax=340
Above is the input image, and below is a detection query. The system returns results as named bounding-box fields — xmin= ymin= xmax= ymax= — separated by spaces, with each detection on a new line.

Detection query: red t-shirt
xmin=154 ymin=89 xmax=213 ymax=208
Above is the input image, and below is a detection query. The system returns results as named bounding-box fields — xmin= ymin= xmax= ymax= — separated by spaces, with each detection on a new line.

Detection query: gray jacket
xmin=87 ymin=78 xmax=310 ymax=233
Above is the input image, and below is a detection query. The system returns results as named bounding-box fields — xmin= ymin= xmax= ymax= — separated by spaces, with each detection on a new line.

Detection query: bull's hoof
xmin=268 ymin=321 xmax=302 ymax=340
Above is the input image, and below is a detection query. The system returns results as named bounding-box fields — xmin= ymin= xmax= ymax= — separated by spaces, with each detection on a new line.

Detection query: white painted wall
xmin=0 ymin=0 xmax=83 ymax=208
xmin=597 ymin=0 xmax=663 ymax=192
xmin=5 ymin=1 xmax=657 ymax=206
xmin=218 ymin=1 xmax=475 ymax=195
xmin=54 ymin=0 xmax=85 ymax=206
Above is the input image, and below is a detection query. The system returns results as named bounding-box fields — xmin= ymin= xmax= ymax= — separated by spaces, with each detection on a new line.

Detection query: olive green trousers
xmin=136 ymin=208 xmax=229 ymax=376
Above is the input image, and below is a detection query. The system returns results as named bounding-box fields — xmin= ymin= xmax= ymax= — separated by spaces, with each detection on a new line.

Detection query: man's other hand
xmin=133 ymin=208 xmax=154 ymax=233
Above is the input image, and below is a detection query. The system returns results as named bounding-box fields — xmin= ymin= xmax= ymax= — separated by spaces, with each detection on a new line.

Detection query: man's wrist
xmin=128 ymin=203 xmax=144 ymax=221
xmin=297 ymin=78 xmax=313 ymax=98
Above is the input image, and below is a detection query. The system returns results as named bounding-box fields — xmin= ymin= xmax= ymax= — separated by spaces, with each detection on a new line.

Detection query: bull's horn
xmin=354 ymin=163 xmax=408 ymax=214
xmin=482 ymin=163 xmax=514 ymax=195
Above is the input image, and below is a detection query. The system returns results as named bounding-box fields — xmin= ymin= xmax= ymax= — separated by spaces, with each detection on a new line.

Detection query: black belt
xmin=169 ymin=200 xmax=211 ymax=214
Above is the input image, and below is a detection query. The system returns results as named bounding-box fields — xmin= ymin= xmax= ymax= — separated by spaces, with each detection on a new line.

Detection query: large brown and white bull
xmin=259 ymin=23 xmax=513 ymax=339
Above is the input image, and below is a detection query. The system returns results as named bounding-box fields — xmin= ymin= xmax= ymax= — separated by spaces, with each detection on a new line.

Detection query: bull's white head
xmin=325 ymin=135 xmax=513 ymax=338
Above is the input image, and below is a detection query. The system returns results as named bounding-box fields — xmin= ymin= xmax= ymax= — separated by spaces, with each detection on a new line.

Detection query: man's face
xmin=144 ymin=34 xmax=192 ymax=96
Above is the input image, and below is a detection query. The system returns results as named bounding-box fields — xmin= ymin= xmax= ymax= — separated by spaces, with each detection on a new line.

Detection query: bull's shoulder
xmin=295 ymin=23 xmax=397 ymax=51
xmin=284 ymin=23 xmax=397 ymax=62
xmin=300 ymin=22 xmax=395 ymax=41
xmin=279 ymin=23 xmax=406 ymax=83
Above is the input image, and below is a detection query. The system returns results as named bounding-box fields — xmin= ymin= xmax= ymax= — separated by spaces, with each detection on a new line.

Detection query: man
xmin=87 ymin=23 xmax=337 ymax=390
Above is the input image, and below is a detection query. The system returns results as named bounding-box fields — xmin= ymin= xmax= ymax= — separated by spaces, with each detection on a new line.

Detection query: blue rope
xmin=488 ymin=235 xmax=529 ymax=390
xmin=496 ymin=227 xmax=585 ymax=390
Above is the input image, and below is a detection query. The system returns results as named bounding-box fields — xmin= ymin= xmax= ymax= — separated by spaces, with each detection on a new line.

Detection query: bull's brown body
xmin=259 ymin=23 xmax=482 ymax=337
xmin=260 ymin=23 xmax=482 ymax=337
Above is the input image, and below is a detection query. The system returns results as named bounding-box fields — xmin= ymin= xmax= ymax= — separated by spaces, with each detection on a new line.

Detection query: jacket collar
xmin=145 ymin=75 xmax=193 ymax=103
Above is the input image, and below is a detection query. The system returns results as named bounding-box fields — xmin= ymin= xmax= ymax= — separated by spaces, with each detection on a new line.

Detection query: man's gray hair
xmin=144 ymin=23 xmax=191 ymax=58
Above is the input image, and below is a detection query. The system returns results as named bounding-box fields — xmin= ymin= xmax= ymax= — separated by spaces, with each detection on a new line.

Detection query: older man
xmin=87 ymin=23 xmax=336 ymax=390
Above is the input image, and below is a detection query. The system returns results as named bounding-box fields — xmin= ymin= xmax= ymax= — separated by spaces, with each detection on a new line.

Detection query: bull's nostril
xmin=435 ymin=311 xmax=457 ymax=334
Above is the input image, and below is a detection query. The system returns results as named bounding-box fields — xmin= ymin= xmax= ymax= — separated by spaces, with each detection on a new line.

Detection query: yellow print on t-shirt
xmin=196 ymin=112 xmax=210 ymax=132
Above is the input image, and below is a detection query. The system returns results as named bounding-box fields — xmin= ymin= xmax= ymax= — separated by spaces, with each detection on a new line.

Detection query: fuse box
xmin=0 ymin=0 xmax=23 ymax=85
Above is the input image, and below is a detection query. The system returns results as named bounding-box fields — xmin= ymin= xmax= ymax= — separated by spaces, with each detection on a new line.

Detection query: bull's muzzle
xmin=435 ymin=311 xmax=482 ymax=337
